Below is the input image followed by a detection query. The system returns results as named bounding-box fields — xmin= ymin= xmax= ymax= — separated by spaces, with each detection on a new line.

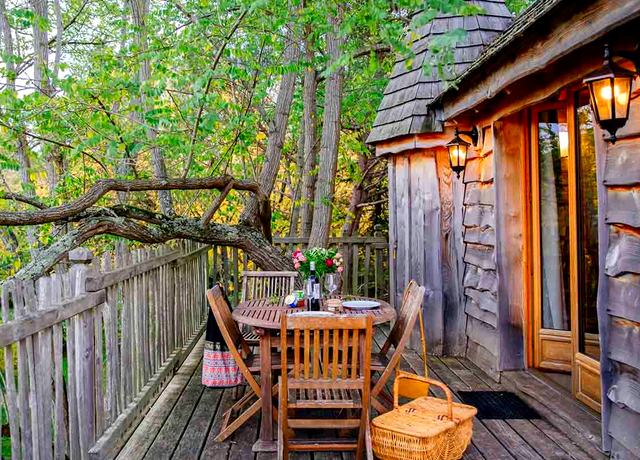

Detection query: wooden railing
xmin=0 ymin=241 xmax=210 ymax=460
xmin=0 ymin=235 xmax=389 ymax=459
xmin=212 ymin=235 xmax=390 ymax=304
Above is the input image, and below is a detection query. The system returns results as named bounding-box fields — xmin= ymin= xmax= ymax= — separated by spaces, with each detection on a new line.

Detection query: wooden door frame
xmin=526 ymin=95 xmax=602 ymax=411
xmin=568 ymin=91 xmax=602 ymax=412
xmin=529 ymin=101 xmax=574 ymax=372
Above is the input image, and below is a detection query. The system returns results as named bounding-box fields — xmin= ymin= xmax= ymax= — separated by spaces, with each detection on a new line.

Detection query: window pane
xmin=538 ymin=109 xmax=571 ymax=330
xmin=576 ymin=91 xmax=600 ymax=360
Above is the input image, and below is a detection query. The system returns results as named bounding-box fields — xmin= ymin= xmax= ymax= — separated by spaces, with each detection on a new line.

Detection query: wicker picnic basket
xmin=371 ymin=371 xmax=477 ymax=460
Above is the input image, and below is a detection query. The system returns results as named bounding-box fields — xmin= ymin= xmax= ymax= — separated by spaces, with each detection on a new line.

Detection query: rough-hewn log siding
xmin=600 ymin=93 xmax=640 ymax=457
xmin=462 ymin=127 xmax=500 ymax=377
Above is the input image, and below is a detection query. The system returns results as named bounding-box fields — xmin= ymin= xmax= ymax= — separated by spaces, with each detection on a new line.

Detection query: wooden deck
xmin=118 ymin=327 xmax=605 ymax=460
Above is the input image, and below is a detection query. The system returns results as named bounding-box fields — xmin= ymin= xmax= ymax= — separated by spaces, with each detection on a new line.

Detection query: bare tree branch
xmin=0 ymin=175 xmax=267 ymax=226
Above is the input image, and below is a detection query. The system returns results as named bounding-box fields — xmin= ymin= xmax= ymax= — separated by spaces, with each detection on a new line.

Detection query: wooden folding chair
xmin=370 ymin=280 xmax=426 ymax=414
xmin=240 ymin=270 xmax=299 ymax=345
xmin=207 ymin=285 xmax=280 ymax=442
xmin=278 ymin=314 xmax=373 ymax=459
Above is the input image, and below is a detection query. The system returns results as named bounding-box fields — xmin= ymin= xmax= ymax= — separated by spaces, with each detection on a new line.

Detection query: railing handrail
xmin=0 ymin=290 xmax=106 ymax=347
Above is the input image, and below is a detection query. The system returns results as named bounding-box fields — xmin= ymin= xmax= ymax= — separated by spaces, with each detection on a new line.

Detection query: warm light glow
xmin=599 ymin=84 xmax=628 ymax=105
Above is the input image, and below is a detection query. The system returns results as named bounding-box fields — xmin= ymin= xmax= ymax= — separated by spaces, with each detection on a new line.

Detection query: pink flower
xmin=335 ymin=252 xmax=342 ymax=259
xmin=337 ymin=266 xmax=344 ymax=273
xmin=298 ymin=254 xmax=307 ymax=262
xmin=325 ymin=259 xmax=334 ymax=267
xmin=294 ymin=262 xmax=301 ymax=269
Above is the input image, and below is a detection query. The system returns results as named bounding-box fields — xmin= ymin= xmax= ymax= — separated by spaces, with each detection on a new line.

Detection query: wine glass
xmin=324 ymin=273 xmax=339 ymax=297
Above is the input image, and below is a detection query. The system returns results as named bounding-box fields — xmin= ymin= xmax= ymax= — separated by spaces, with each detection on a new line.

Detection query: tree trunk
xmin=288 ymin=120 xmax=305 ymax=236
xmin=299 ymin=25 xmax=317 ymax=239
xmin=308 ymin=9 xmax=344 ymax=248
xmin=2 ymin=0 xmax=39 ymax=256
xmin=30 ymin=0 xmax=50 ymax=94
xmin=240 ymin=25 xmax=299 ymax=225
xmin=131 ymin=0 xmax=174 ymax=216
xmin=342 ymin=152 xmax=369 ymax=237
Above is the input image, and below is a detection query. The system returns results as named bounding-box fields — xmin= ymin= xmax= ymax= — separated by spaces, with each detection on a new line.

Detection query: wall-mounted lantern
xmin=446 ymin=127 xmax=479 ymax=178
xmin=583 ymin=44 xmax=638 ymax=143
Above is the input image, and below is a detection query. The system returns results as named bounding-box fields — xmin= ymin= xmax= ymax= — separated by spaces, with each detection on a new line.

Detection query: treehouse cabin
xmin=368 ymin=0 xmax=640 ymax=457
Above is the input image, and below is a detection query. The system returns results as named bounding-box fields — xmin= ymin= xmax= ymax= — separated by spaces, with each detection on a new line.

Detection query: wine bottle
xmin=306 ymin=261 xmax=318 ymax=310
xmin=310 ymin=283 xmax=321 ymax=312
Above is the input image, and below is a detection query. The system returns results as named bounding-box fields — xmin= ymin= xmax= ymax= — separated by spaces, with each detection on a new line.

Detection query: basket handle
xmin=393 ymin=370 xmax=454 ymax=420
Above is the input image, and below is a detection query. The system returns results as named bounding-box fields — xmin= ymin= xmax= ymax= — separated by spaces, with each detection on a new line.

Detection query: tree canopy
xmin=0 ymin=0 xmax=531 ymax=278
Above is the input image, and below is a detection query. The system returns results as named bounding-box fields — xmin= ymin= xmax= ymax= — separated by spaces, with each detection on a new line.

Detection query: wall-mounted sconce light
xmin=446 ymin=127 xmax=479 ymax=178
xmin=583 ymin=44 xmax=638 ymax=143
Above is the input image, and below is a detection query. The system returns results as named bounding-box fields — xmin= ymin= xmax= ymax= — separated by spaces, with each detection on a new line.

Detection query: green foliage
xmin=0 ymin=0 xmax=495 ymax=275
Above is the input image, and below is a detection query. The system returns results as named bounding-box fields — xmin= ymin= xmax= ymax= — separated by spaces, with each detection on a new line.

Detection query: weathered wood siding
xmin=599 ymin=92 xmax=640 ymax=457
xmin=493 ymin=114 xmax=526 ymax=371
xmin=388 ymin=151 xmax=465 ymax=354
xmin=461 ymin=127 xmax=500 ymax=378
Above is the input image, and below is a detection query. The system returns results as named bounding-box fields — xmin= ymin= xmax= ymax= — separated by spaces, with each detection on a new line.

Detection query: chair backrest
xmin=206 ymin=285 xmax=260 ymax=394
xmin=372 ymin=281 xmax=426 ymax=399
xmin=382 ymin=280 xmax=423 ymax=355
xmin=280 ymin=314 xmax=373 ymax=390
xmin=241 ymin=270 xmax=299 ymax=302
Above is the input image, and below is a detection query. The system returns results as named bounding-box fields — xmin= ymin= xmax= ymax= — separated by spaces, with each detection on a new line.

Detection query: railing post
xmin=68 ymin=247 xmax=98 ymax=453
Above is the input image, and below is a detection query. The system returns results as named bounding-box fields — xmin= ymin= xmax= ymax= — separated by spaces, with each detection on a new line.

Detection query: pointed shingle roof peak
xmin=367 ymin=1 xmax=513 ymax=144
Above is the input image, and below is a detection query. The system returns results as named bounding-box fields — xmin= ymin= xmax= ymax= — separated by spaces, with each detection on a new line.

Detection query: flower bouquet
xmin=291 ymin=247 xmax=344 ymax=278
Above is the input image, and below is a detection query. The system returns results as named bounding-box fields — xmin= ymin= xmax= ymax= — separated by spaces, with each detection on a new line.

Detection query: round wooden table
xmin=232 ymin=295 xmax=396 ymax=452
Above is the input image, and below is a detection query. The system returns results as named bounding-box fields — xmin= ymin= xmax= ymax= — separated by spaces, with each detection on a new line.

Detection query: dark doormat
xmin=457 ymin=391 xmax=541 ymax=420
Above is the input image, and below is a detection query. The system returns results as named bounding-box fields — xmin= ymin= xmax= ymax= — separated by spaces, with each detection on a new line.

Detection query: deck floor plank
xmin=172 ymin=385 xmax=224 ymax=458
xmin=199 ymin=387 xmax=237 ymax=459
xmin=117 ymin=326 xmax=604 ymax=460
xmin=456 ymin=357 xmax=587 ymax=460
xmin=143 ymin=358 xmax=205 ymax=459
xmin=445 ymin=356 xmax=570 ymax=459
xmin=116 ymin=339 xmax=204 ymax=460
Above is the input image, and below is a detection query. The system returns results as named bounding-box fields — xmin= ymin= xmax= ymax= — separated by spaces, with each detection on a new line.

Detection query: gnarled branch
xmin=0 ymin=175 xmax=266 ymax=226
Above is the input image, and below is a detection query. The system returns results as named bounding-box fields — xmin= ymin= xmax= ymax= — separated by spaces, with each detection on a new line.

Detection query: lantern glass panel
xmin=613 ymin=76 xmax=632 ymax=120
xmin=590 ymin=78 xmax=613 ymax=121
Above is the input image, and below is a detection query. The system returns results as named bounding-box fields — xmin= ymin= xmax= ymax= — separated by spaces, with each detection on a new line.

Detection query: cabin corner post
xmin=493 ymin=115 xmax=526 ymax=371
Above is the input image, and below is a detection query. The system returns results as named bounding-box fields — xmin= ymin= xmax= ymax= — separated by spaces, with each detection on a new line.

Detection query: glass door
xmin=531 ymin=104 xmax=573 ymax=372
xmin=530 ymin=95 xmax=602 ymax=410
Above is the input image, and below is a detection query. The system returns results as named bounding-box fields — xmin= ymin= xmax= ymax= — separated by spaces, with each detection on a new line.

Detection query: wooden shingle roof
xmin=367 ymin=1 xmax=513 ymax=144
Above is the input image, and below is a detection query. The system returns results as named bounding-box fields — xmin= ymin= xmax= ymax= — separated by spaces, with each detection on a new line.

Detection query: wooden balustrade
xmin=212 ymin=235 xmax=390 ymax=304
xmin=0 ymin=241 xmax=210 ymax=460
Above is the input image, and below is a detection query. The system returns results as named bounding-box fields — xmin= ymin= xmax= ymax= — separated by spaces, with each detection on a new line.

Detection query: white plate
xmin=288 ymin=311 xmax=334 ymax=318
xmin=342 ymin=300 xmax=380 ymax=310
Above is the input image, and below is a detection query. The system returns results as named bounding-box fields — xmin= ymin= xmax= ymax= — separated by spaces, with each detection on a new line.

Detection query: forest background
xmin=0 ymin=0 xmax=531 ymax=279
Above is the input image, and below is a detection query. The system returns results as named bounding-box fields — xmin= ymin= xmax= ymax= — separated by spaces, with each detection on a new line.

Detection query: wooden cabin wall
xmin=598 ymin=91 xmax=640 ymax=458
xmin=388 ymin=149 xmax=464 ymax=354
xmin=461 ymin=126 xmax=501 ymax=379
xmin=435 ymin=148 xmax=467 ymax=356
xmin=493 ymin=114 xmax=526 ymax=371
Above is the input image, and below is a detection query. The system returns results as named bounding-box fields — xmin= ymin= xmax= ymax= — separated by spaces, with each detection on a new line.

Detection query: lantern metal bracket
xmin=614 ymin=42 xmax=640 ymax=73
xmin=456 ymin=127 xmax=479 ymax=147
